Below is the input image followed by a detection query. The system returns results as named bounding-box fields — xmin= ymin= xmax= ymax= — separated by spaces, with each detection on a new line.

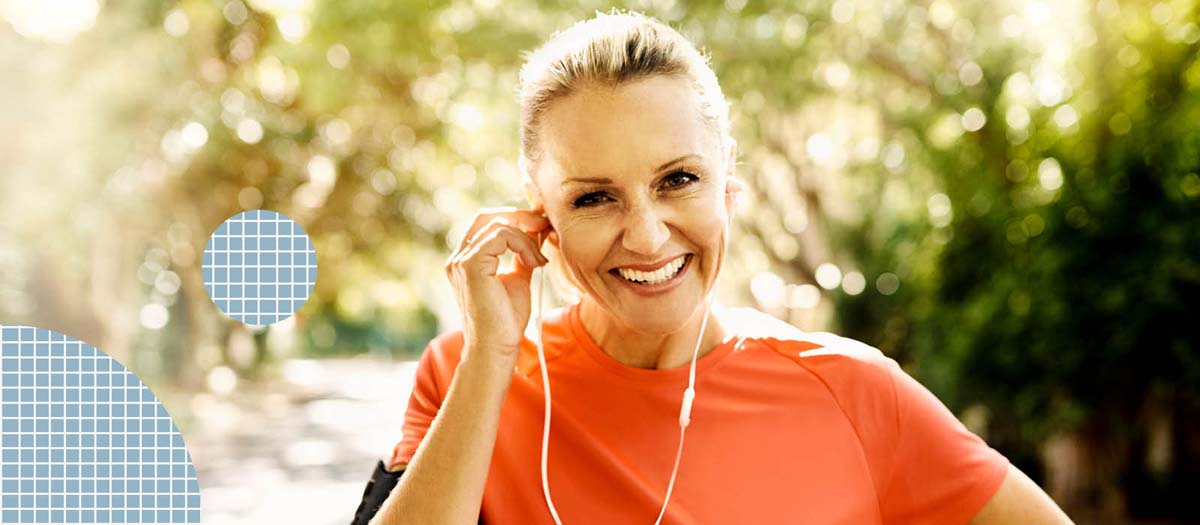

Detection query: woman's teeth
xmin=616 ymin=255 xmax=688 ymax=285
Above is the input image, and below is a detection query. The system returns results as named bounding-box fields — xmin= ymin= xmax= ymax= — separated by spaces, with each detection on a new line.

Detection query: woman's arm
xmin=968 ymin=464 xmax=1074 ymax=525
xmin=368 ymin=349 xmax=515 ymax=525
xmin=369 ymin=208 xmax=547 ymax=524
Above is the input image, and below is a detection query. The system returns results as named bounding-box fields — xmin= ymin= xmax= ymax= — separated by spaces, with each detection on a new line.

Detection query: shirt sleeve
xmin=877 ymin=353 xmax=1010 ymax=525
xmin=775 ymin=332 xmax=1009 ymax=525
xmin=387 ymin=331 xmax=463 ymax=471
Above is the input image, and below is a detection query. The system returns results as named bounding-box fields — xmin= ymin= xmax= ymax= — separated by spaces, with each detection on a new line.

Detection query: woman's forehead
xmin=534 ymin=76 xmax=721 ymax=189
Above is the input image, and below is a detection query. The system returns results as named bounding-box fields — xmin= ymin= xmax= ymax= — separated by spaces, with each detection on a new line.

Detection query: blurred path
xmin=182 ymin=357 xmax=418 ymax=525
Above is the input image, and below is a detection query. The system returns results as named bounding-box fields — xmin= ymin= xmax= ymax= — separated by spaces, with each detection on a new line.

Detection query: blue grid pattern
xmin=202 ymin=209 xmax=317 ymax=326
xmin=0 ymin=326 xmax=202 ymax=524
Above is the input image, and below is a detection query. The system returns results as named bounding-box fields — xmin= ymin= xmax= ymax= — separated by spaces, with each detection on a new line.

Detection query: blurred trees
xmin=1 ymin=0 xmax=1197 ymax=522
xmin=713 ymin=1 xmax=1200 ymax=522
xmin=721 ymin=2 xmax=1200 ymax=523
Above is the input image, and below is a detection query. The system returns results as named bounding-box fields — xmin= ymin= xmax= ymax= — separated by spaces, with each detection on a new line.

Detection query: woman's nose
xmin=620 ymin=203 xmax=671 ymax=256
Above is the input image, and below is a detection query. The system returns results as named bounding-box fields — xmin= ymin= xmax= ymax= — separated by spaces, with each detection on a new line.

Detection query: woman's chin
xmin=611 ymin=295 xmax=707 ymax=335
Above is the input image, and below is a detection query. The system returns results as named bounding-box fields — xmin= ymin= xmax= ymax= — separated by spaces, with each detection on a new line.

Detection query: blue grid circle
xmin=202 ymin=209 xmax=318 ymax=326
xmin=1 ymin=326 xmax=202 ymax=524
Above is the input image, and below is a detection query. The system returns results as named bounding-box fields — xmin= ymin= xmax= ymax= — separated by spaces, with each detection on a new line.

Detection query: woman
xmin=366 ymin=11 xmax=1073 ymax=525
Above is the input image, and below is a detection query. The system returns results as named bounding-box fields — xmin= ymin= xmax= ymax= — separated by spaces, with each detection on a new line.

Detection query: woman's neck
xmin=578 ymin=297 xmax=729 ymax=370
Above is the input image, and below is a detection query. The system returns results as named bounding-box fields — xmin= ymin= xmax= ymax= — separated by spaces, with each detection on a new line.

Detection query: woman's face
xmin=529 ymin=74 xmax=736 ymax=334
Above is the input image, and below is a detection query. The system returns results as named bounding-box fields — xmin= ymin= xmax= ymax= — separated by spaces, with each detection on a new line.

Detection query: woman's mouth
xmin=609 ymin=254 xmax=693 ymax=295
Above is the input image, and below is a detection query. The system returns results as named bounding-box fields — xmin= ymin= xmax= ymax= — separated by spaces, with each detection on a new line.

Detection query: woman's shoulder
xmin=722 ymin=304 xmax=898 ymax=377
xmin=724 ymin=305 xmax=905 ymax=437
xmin=425 ymin=328 xmax=466 ymax=356
xmin=416 ymin=305 xmax=574 ymax=372
xmin=412 ymin=329 xmax=466 ymax=385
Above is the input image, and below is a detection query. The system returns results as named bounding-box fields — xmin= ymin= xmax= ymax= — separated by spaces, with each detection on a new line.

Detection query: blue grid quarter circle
xmin=0 ymin=326 xmax=202 ymax=524
xmin=202 ymin=209 xmax=318 ymax=326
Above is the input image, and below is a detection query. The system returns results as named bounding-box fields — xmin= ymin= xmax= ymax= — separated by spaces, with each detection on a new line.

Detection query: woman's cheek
xmin=684 ymin=197 xmax=728 ymax=235
xmin=555 ymin=217 xmax=610 ymax=263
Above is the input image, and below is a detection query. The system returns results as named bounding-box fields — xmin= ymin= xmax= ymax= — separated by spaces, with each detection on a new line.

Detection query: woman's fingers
xmin=458 ymin=223 xmax=547 ymax=276
xmin=440 ymin=206 xmax=553 ymax=357
xmin=457 ymin=208 xmax=550 ymax=253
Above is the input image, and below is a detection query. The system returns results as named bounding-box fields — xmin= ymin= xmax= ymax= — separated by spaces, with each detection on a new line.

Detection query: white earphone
xmin=533 ymin=230 xmax=715 ymax=525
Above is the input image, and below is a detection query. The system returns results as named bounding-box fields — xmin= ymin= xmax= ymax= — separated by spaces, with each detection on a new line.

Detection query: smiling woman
xmin=361 ymin=10 xmax=1074 ymax=525
xmin=527 ymin=74 xmax=734 ymax=357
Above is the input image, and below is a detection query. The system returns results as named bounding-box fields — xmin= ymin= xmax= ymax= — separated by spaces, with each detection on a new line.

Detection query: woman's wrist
xmin=459 ymin=343 xmax=519 ymax=383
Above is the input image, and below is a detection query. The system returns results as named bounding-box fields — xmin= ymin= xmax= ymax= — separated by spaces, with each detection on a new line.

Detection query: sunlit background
xmin=1 ymin=0 xmax=1198 ymax=523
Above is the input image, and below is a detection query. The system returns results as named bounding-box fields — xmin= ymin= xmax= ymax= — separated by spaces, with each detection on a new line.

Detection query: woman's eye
xmin=572 ymin=192 xmax=610 ymax=208
xmin=663 ymin=171 xmax=699 ymax=189
xmin=570 ymin=172 xmax=698 ymax=208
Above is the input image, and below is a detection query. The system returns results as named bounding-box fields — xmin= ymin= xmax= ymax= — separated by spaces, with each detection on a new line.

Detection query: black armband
xmin=350 ymin=460 xmax=403 ymax=525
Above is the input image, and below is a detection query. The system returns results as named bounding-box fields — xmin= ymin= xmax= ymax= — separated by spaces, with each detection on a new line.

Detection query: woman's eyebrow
xmin=654 ymin=153 xmax=702 ymax=173
xmin=559 ymin=154 xmax=704 ymax=188
xmin=561 ymin=177 xmax=612 ymax=188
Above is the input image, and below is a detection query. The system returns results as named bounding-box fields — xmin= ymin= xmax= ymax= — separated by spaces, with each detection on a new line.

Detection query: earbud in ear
xmin=724 ymin=176 xmax=747 ymax=195
xmin=522 ymin=172 xmax=546 ymax=210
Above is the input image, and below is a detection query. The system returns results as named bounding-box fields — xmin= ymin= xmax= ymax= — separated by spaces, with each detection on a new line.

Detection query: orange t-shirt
xmin=390 ymin=302 xmax=1009 ymax=524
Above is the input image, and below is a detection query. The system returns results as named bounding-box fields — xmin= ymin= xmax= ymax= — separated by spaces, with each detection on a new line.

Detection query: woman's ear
xmin=723 ymin=140 xmax=745 ymax=219
xmin=523 ymin=179 xmax=542 ymax=209
xmin=725 ymin=176 xmax=747 ymax=195
xmin=724 ymin=175 xmax=745 ymax=222
xmin=724 ymin=139 xmax=738 ymax=178
xmin=520 ymin=155 xmax=544 ymax=209
xmin=523 ymin=175 xmax=558 ymax=247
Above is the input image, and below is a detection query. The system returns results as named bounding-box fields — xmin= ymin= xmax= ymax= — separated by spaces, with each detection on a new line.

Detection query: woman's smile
xmin=521 ymin=73 xmax=738 ymax=336
xmin=609 ymin=253 xmax=694 ymax=296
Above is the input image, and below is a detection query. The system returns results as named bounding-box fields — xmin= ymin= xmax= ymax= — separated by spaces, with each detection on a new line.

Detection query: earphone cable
xmin=535 ymin=232 xmax=564 ymax=525
xmin=535 ymin=230 xmax=712 ymax=525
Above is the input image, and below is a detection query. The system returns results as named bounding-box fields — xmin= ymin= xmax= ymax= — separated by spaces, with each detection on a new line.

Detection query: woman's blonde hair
xmin=517 ymin=10 xmax=731 ymax=304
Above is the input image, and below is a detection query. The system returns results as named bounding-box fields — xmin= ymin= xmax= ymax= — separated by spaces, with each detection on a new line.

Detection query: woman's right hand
xmin=444 ymin=206 xmax=551 ymax=365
